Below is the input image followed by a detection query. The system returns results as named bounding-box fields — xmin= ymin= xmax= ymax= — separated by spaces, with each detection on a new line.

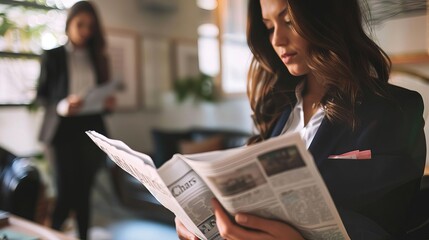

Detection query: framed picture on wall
xmin=106 ymin=28 xmax=140 ymax=110
xmin=172 ymin=40 xmax=200 ymax=81
xmin=218 ymin=0 xmax=251 ymax=95
xmin=141 ymin=37 xmax=171 ymax=109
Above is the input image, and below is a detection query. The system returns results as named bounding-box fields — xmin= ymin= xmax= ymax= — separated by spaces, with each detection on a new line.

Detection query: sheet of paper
xmin=56 ymin=81 xmax=119 ymax=116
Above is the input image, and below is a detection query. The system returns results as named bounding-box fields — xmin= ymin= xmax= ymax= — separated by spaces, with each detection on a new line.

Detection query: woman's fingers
xmin=212 ymin=199 xmax=269 ymax=240
xmin=68 ymin=94 xmax=82 ymax=106
xmin=175 ymin=217 xmax=198 ymax=240
xmin=235 ymin=213 xmax=305 ymax=240
xmin=104 ymin=95 xmax=116 ymax=110
xmin=235 ymin=213 xmax=282 ymax=233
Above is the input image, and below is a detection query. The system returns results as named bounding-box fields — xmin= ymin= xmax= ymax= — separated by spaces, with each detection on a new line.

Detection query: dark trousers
xmin=49 ymin=116 xmax=105 ymax=240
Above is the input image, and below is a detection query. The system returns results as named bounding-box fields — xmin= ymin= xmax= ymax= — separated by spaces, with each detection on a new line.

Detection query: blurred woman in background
xmin=36 ymin=1 xmax=115 ymax=239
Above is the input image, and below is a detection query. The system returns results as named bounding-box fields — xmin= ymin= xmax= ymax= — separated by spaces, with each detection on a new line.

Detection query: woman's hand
xmin=212 ymin=199 xmax=305 ymax=240
xmin=175 ymin=217 xmax=199 ymax=240
xmin=104 ymin=95 xmax=116 ymax=111
xmin=67 ymin=94 xmax=83 ymax=115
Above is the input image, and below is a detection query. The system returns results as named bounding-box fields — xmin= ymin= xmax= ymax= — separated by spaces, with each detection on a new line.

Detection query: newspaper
xmin=86 ymin=131 xmax=350 ymax=240
xmin=56 ymin=80 xmax=119 ymax=116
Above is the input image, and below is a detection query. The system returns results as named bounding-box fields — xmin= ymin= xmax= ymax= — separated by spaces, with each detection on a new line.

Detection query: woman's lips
xmin=281 ymin=52 xmax=297 ymax=64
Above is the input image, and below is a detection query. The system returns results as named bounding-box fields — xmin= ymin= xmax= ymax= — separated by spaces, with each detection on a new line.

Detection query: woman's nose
xmin=272 ymin=27 xmax=288 ymax=47
xmin=80 ymin=26 xmax=92 ymax=40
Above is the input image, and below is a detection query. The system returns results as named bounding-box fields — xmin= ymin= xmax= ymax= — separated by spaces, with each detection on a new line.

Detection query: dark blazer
xmin=270 ymin=85 xmax=426 ymax=239
xmin=37 ymin=45 xmax=108 ymax=143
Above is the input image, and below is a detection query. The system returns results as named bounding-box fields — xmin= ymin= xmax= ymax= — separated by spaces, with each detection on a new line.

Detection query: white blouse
xmin=65 ymin=42 xmax=96 ymax=97
xmin=281 ymin=82 xmax=325 ymax=148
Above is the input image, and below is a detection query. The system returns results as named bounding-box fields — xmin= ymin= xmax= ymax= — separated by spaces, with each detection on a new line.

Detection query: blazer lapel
xmin=56 ymin=46 xmax=69 ymax=98
xmin=309 ymin=118 xmax=348 ymax=166
xmin=270 ymin=107 xmax=292 ymax=138
xmin=271 ymin=106 xmax=349 ymax=167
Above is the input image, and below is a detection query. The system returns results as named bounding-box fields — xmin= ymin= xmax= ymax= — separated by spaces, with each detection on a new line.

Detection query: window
xmin=0 ymin=0 xmax=78 ymax=105
xmin=218 ymin=0 xmax=250 ymax=95
xmin=198 ymin=23 xmax=220 ymax=77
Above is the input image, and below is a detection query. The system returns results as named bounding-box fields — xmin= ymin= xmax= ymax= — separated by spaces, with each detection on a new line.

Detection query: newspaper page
xmin=79 ymin=80 xmax=119 ymax=114
xmin=158 ymin=157 xmax=223 ymax=240
xmin=57 ymin=81 xmax=119 ymax=116
xmin=86 ymin=131 xmax=178 ymax=211
xmin=182 ymin=132 xmax=350 ymax=240
xmin=86 ymin=131 xmax=222 ymax=240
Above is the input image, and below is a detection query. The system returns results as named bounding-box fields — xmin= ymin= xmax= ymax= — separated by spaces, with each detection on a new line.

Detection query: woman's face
xmin=260 ymin=0 xmax=311 ymax=77
xmin=67 ymin=12 xmax=94 ymax=48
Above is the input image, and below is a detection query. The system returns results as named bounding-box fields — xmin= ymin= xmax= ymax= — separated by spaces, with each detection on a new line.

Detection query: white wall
xmin=372 ymin=14 xmax=429 ymax=75
xmin=374 ymin=15 xmax=428 ymax=55
xmin=94 ymin=0 xmax=203 ymax=39
xmin=0 ymin=107 xmax=44 ymax=156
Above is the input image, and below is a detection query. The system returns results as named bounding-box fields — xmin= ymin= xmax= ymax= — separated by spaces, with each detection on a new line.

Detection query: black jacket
xmin=270 ymin=84 xmax=426 ymax=239
xmin=36 ymin=46 xmax=108 ymax=143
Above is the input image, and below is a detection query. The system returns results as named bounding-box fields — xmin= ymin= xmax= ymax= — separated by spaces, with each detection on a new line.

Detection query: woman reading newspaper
xmin=176 ymin=0 xmax=426 ymax=239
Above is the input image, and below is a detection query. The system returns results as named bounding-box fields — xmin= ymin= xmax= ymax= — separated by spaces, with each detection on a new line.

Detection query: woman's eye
xmin=266 ymin=27 xmax=274 ymax=34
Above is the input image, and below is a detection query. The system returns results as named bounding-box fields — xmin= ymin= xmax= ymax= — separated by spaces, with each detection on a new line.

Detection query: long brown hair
xmin=247 ymin=0 xmax=391 ymax=144
xmin=66 ymin=1 xmax=109 ymax=83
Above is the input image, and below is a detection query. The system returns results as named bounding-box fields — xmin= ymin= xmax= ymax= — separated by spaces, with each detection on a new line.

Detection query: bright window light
xmin=197 ymin=0 xmax=217 ymax=10
xmin=198 ymin=24 xmax=220 ymax=77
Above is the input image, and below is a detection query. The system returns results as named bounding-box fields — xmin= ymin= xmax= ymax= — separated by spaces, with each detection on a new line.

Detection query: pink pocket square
xmin=328 ymin=150 xmax=371 ymax=160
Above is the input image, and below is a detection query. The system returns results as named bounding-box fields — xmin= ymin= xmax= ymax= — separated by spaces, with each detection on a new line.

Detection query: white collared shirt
xmin=281 ymin=82 xmax=325 ymax=148
xmin=65 ymin=42 xmax=96 ymax=97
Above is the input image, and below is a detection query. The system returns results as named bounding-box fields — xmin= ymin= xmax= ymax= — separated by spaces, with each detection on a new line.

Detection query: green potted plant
xmin=173 ymin=73 xmax=218 ymax=103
